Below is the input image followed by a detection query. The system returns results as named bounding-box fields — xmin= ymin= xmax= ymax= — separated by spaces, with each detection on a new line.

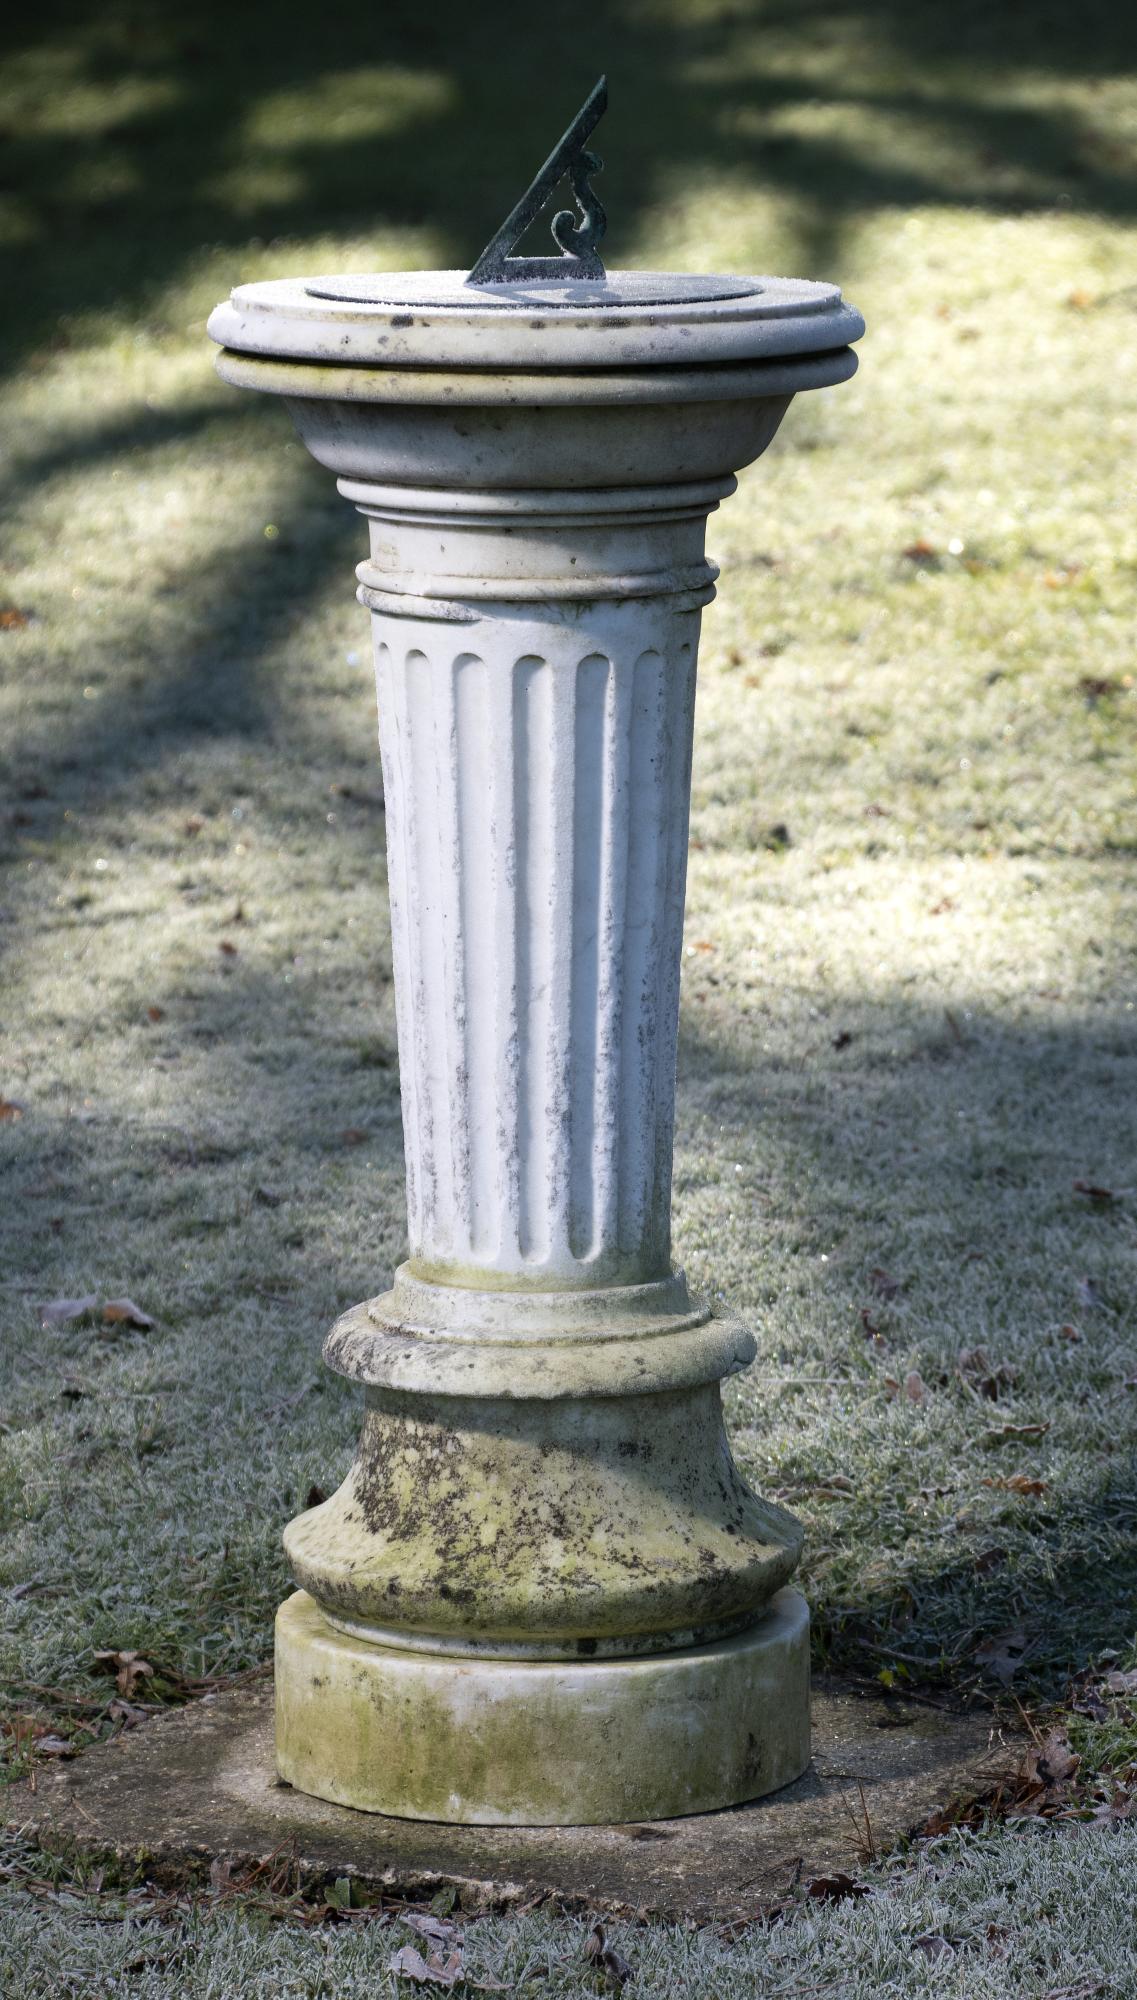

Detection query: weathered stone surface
xmin=9 ymin=1679 xmax=1016 ymax=1922
xmin=275 ymin=1589 xmax=811 ymax=1824
xmin=206 ymin=249 xmax=865 ymax=1822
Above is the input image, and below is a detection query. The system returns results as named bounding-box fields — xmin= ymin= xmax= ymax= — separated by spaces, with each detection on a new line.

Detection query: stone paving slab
xmin=7 ymin=1679 xmax=1019 ymax=1922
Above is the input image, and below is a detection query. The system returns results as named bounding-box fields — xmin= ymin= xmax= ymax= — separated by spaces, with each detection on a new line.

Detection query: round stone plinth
xmin=275 ymin=1587 xmax=810 ymax=1826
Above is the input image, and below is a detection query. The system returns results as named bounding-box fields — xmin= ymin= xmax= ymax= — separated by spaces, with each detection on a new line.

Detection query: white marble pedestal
xmin=209 ymin=262 xmax=862 ymax=1823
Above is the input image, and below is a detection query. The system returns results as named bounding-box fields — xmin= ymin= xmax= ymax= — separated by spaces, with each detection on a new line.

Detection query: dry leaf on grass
xmin=400 ymin=1913 xmax=457 ymax=1947
xmin=92 ymin=1649 xmax=155 ymax=1698
xmin=101 ymin=1298 xmax=155 ymax=1331
xmin=1103 ymin=1668 xmax=1137 ymax=1695
xmin=388 ymin=1944 xmax=463 ymax=1987
xmin=912 ymin=1935 xmax=959 ymax=1963
xmin=806 ymin=1872 xmax=870 ymax=1903
xmin=981 ymin=1472 xmax=1047 ymax=1497
xmin=1073 ymin=1180 xmax=1123 ymax=1203
xmin=0 ymin=1097 xmax=25 ymax=1120
xmin=583 ymin=1921 xmax=635 ymax=1986
xmin=983 ymin=1422 xmax=1051 ymax=1444
xmin=974 ymin=1626 xmax=1031 ymax=1684
xmin=34 ymin=1733 xmax=78 ymax=1758
xmin=340 ymin=1127 xmax=369 ymax=1146
xmin=38 ymin=1295 xmax=98 ymax=1328
xmin=1025 ymin=1730 xmax=1080 ymax=1792
xmin=868 ymin=1266 xmax=903 ymax=1299
xmin=958 ymin=1346 xmax=1017 ymax=1399
xmin=904 ymin=1370 xmax=926 ymax=1405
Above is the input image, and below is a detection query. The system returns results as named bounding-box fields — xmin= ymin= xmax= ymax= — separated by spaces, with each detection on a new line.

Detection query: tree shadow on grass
xmin=2 ymin=0 xmax=1135 ymax=377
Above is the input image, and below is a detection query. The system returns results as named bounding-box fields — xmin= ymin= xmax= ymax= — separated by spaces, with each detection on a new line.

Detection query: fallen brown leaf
xmin=958 ymin=1346 xmax=1017 ymax=1399
xmin=34 ymin=1733 xmax=78 ymax=1758
xmin=1103 ymin=1668 xmax=1137 ymax=1696
xmin=582 ymin=1922 xmax=634 ymax=1987
xmin=806 ymin=1872 xmax=870 ymax=1903
xmin=981 ymin=1472 xmax=1047 ymax=1497
xmin=387 ymin=1943 xmax=464 ymax=1987
xmin=973 ymin=1545 xmax=1008 ymax=1575
xmin=400 ymin=1913 xmax=457 ymax=1947
xmin=1073 ymin=1179 xmax=1122 ymax=1204
xmin=1060 ymin=1323 xmax=1082 ymax=1343
xmin=218 ymin=939 xmax=239 ymax=957
xmin=340 ymin=1128 xmax=369 ymax=1146
xmin=983 ymin=1422 xmax=1051 ymax=1444
xmin=101 ymin=1298 xmax=155 ymax=1331
xmin=0 ymin=607 xmax=31 ymax=630
xmin=869 ymin=1267 xmax=903 ymax=1299
xmin=912 ymin=1935 xmax=959 ymax=1963
xmin=1025 ymin=1729 xmax=1080 ymax=1792
xmin=0 ymin=1098 xmax=25 ymax=1121
xmin=903 ymin=1370 xmax=926 ymax=1406
xmin=184 ymin=815 xmax=205 ymax=836
xmin=146 ymin=1005 xmax=165 ymax=1024
xmin=902 ymin=538 xmax=937 ymax=562
xmin=92 ymin=1649 xmax=155 ymax=1698
xmin=974 ymin=1626 xmax=1031 ymax=1684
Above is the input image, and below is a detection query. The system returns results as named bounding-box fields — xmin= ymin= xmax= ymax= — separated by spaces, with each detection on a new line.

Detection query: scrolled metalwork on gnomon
xmin=467 ymin=76 xmax=608 ymax=286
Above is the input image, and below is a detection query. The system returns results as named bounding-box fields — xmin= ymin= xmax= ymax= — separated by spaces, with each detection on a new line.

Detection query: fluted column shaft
xmin=349 ymin=477 xmax=729 ymax=1294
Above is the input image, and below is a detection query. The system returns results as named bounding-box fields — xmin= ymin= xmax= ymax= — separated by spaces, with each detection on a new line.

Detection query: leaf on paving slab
xmin=582 ymin=1922 xmax=634 ymax=1986
xmin=974 ymin=1626 xmax=1032 ymax=1684
xmin=92 ymin=1650 xmax=155 ymax=1698
xmin=38 ymin=1295 xmax=98 ymax=1328
xmin=101 ymin=1298 xmax=155 ymax=1331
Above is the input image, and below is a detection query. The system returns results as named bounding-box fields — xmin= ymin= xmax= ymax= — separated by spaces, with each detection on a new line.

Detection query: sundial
xmin=303 ymin=79 xmax=763 ymax=311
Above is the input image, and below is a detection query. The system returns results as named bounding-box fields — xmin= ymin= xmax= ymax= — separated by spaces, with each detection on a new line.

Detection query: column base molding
xmin=275 ymin=1587 xmax=811 ymax=1826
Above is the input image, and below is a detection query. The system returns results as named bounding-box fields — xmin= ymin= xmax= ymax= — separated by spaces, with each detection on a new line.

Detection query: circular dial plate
xmin=303 ymin=269 xmax=764 ymax=311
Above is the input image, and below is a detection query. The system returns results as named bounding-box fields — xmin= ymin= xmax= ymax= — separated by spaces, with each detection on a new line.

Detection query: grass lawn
xmin=2 ymin=0 xmax=1136 ymax=1992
